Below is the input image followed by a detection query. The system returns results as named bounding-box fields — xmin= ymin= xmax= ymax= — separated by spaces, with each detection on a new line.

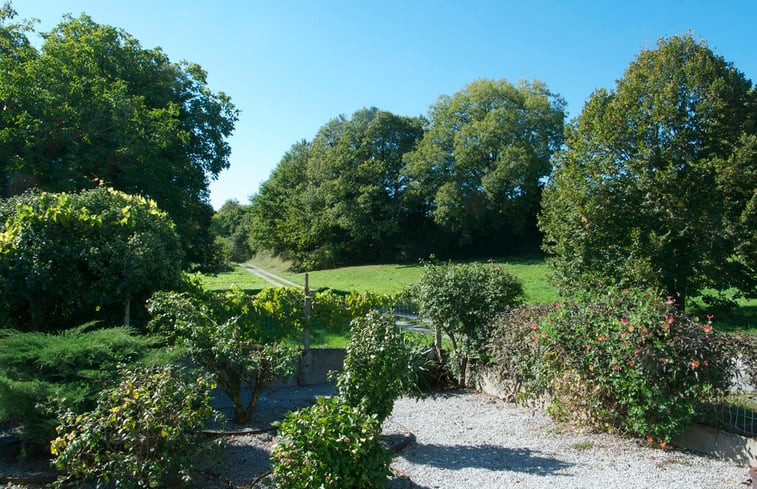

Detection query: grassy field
xmin=199 ymin=256 xmax=755 ymax=335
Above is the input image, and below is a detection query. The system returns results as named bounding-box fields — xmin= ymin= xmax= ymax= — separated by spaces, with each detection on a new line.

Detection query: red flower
xmin=588 ymin=364 xmax=595 ymax=371
xmin=691 ymin=360 xmax=700 ymax=368
xmin=611 ymin=364 xmax=622 ymax=371
xmin=620 ymin=331 xmax=627 ymax=339
xmin=702 ymin=325 xmax=712 ymax=333
xmin=620 ymin=318 xmax=629 ymax=326
xmin=666 ymin=315 xmax=674 ymax=323
xmin=530 ymin=323 xmax=539 ymax=330
xmin=706 ymin=314 xmax=714 ymax=321
xmin=635 ymin=348 xmax=642 ymax=355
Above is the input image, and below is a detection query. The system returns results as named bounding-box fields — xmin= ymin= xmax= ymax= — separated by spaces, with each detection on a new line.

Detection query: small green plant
xmin=410 ymin=261 xmax=524 ymax=386
xmin=50 ymin=366 xmax=216 ymax=489
xmin=271 ymin=396 xmax=391 ymax=489
xmin=337 ymin=311 xmax=421 ymax=423
xmin=572 ymin=441 xmax=594 ymax=450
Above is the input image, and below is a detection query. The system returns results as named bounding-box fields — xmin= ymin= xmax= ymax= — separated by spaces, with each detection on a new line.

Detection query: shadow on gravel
xmin=404 ymin=443 xmax=574 ymax=476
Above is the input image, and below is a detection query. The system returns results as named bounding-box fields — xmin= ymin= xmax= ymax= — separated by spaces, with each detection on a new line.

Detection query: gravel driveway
xmin=2 ymin=384 xmax=752 ymax=488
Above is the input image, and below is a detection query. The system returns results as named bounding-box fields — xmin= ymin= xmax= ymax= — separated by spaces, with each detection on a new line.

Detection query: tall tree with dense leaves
xmin=403 ymin=79 xmax=565 ymax=251
xmin=0 ymin=8 xmax=238 ymax=269
xmin=540 ymin=34 xmax=756 ymax=306
xmin=250 ymin=109 xmax=424 ymax=269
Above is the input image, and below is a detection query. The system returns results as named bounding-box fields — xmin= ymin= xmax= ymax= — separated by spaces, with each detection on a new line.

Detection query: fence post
xmin=299 ymin=273 xmax=312 ymax=386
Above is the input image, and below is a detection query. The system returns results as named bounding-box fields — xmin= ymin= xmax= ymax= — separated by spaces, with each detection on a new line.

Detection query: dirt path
xmin=239 ymin=264 xmax=302 ymax=289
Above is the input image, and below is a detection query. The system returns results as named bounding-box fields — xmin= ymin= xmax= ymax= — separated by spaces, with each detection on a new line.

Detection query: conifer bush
xmin=0 ymin=324 xmax=164 ymax=452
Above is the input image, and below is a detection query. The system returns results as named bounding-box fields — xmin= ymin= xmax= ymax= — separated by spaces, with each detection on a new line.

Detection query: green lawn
xmin=200 ymin=257 xmax=755 ymax=335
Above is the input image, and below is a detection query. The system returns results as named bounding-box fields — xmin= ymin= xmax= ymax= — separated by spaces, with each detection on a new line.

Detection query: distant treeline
xmin=217 ymin=80 xmax=565 ymax=270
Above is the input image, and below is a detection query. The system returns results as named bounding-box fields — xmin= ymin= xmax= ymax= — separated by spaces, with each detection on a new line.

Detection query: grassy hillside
xmin=200 ymin=256 xmax=754 ymax=334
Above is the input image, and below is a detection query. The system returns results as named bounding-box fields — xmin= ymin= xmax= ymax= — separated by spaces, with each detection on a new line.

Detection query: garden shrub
xmin=148 ymin=290 xmax=297 ymax=424
xmin=530 ymin=289 xmax=735 ymax=443
xmin=0 ymin=324 xmax=166 ymax=453
xmin=271 ymin=396 xmax=391 ymax=489
xmin=410 ymin=261 xmax=524 ymax=385
xmin=51 ymin=365 xmax=216 ymax=489
xmin=337 ymin=311 xmax=422 ymax=423
xmin=0 ymin=188 xmax=183 ymax=331
xmin=486 ymin=303 xmax=556 ymax=402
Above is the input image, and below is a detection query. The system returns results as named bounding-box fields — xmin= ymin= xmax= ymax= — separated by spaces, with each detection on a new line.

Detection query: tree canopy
xmin=0 ymin=6 xmax=237 ymax=268
xmin=539 ymin=34 xmax=756 ymax=305
xmin=249 ymin=108 xmax=425 ymax=269
xmin=404 ymin=78 xmax=566 ymax=250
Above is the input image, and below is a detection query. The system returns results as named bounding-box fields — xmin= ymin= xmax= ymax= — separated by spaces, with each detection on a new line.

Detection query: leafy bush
xmin=271 ymin=396 xmax=391 ymax=489
xmin=486 ymin=303 xmax=556 ymax=402
xmin=410 ymin=261 xmax=524 ymax=385
xmin=337 ymin=311 xmax=421 ymax=423
xmin=522 ymin=289 xmax=735 ymax=443
xmin=51 ymin=366 xmax=216 ymax=489
xmin=0 ymin=188 xmax=183 ymax=331
xmin=0 ymin=324 xmax=166 ymax=452
xmin=148 ymin=290 xmax=297 ymax=424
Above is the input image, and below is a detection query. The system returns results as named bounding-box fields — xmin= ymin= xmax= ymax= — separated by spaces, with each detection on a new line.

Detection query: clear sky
xmin=13 ymin=0 xmax=757 ymax=209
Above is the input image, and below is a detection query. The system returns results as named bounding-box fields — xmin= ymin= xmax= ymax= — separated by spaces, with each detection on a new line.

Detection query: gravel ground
xmin=2 ymin=385 xmax=753 ymax=488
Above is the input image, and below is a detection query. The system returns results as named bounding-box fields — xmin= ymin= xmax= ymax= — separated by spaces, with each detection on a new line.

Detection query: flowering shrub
xmin=498 ymin=288 xmax=735 ymax=443
xmin=271 ymin=396 xmax=391 ymax=489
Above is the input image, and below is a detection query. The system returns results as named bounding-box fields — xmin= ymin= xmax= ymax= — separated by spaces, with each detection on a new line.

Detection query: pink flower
xmin=702 ymin=325 xmax=713 ymax=333
xmin=530 ymin=323 xmax=539 ymax=330
xmin=706 ymin=314 xmax=714 ymax=321
xmin=620 ymin=318 xmax=629 ymax=326
xmin=627 ymin=360 xmax=635 ymax=367
xmin=635 ymin=348 xmax=642 ymax=355
xmin=666 ymin=315 xmax=674 ymax=324
xmin=666 ymin=296 xmax=674 ymax=305
xmin=612 ymin=364 xmax=622 ymax=371
xmin=620 ymin=331 xmax=627 ymax=339
xmin=691 ymin=360 xmax=700 ymax=368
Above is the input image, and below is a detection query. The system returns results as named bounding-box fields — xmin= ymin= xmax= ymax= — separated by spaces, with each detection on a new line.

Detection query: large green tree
xmin=250 ymin=108 xmax=424 ymax=269
xmin=403 ymin=79 xmax=565 ymax=251
xmin=0 ymin=6 xmax=237 ymax=268
xmin=540 ymin=34 xmax=756 ymax=305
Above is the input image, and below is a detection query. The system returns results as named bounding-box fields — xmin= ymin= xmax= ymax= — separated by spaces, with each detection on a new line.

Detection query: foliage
xmin=409 ymin=261 xmax=524 ymax=385
xmin=337 ymin=311 xmax=419 ymax=422
xmin=0 ymin=9 xmax=237 ymax=268
xmin=0 ymin=187 xmax=183 ymax=331
xmin=540 ymin=34 xmax=757 ymax=305
xmin=404 ymin=78 xmax=565 ymax=250
xmin=250 ymin=108 xmax=425 ymax=269
xmin=211 ymin=199 xmax=253 ymax=263
xmin=147 ymin=289 xmax=297 ymax=424
xmin=50 ymin=365 xmax=216 ymax=489
xmin=271 ymin=396 xmax=391 ymax=489
xmin=0 ymin=324 xmax=165 ymax=452
xmin=486 ymin=303 xmax=556 ymax=402
xmin=518 ymin=289 xmax=735 ymax=443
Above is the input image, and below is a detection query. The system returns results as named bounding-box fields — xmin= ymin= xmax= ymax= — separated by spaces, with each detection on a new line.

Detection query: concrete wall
xmin=274 ymin=348 xmax=346 ymax=387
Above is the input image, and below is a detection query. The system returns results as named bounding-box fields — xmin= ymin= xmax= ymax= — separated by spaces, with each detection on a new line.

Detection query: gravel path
xmin=388 ymin=391 xmax=751 ymax=489
xmin=2 ymin=385 xmax=752 ymax=488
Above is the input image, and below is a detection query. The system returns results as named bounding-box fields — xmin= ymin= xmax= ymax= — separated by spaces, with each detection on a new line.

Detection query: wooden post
xmin=303 ymin=273 xmax=311 ymax=350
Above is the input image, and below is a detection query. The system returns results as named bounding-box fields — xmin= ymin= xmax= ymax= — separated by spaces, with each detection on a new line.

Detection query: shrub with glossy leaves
xmin=410 ymin=261 xmax=524 ymax=385
xmin=271 ymin=396 xmax=391 ymax=489
xmin=337 ymin=311 xmax=418 ymax=422
xmin=50 ymin=366 xmax=216 ymax=489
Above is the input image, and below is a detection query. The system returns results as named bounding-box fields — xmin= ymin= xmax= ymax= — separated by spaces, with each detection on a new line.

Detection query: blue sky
xmin=15 ymin=1 xmax=757 ymax=209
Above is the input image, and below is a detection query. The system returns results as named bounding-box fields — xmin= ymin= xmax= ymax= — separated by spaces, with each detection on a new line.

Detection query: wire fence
xmin=695 ymin=399 xmax=757 ymax=437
